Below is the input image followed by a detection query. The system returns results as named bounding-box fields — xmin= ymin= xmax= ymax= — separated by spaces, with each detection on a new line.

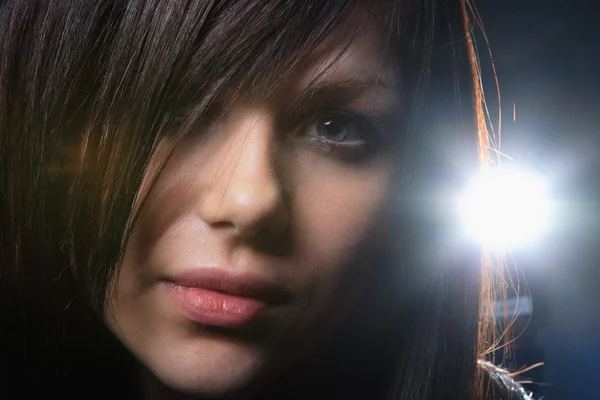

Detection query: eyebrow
xmin=286 ymin=77 xmax=400 ymax=114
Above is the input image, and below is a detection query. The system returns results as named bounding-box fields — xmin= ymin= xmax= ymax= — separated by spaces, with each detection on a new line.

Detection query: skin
xmin=105 ymin=21 xmax=403 ymax=399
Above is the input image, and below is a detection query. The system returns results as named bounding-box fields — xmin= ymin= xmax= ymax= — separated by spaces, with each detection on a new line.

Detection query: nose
xmin=197 ymin=109 xmax=288 ymax=238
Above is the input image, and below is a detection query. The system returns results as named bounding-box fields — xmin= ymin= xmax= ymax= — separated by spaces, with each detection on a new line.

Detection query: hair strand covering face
xmin=0 ymin=0 xmax=506 ymax=399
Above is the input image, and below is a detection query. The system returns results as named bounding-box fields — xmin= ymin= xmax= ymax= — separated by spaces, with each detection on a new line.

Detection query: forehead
xmin=293 ymin=21 xmax=396 ymax=90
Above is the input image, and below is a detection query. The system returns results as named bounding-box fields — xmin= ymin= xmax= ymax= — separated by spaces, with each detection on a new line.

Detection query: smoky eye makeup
xmin=282 ymin=78 xmax=402 ymax=161
xmin=293 ymin=107 xmax=394 ymax=160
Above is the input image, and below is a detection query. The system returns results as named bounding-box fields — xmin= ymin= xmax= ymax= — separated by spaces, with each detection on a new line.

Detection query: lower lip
xmin=165 ymin=283 xmax=267 ymax=328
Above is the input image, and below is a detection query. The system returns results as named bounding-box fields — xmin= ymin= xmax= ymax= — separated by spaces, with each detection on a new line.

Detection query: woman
xmin=0 ymin=0 xmax=533 ymax=399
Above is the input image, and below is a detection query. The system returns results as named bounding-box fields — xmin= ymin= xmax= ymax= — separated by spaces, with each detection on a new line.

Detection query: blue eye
xmin=313 ymin=115 xmax=354 ymax=142
xmin=299 ymin=109 xmax=392 ymax=161
xmin=309 ymin=112 xmax=366 ymax=144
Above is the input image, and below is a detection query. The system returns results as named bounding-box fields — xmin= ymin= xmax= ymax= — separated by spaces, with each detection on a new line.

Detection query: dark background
xmin=478 ymin=0 xmax=599 ymax=398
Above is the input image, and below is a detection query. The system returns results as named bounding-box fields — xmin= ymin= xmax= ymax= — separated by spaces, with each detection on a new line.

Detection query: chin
xmin=130 ymin=329 xmax=274 ymax=398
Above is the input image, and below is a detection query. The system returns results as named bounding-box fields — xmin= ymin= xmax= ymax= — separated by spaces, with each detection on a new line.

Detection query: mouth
xmin=161 ymin=267 xmax=291 ymax=328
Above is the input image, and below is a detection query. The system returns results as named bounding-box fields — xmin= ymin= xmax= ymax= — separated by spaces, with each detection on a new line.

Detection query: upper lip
xmin=163 ymin=267 xmax=293 ymax=304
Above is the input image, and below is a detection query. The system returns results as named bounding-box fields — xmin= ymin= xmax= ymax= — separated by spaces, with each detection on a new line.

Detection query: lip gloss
xmin=165 ymin=283 xmax=267 ymax=327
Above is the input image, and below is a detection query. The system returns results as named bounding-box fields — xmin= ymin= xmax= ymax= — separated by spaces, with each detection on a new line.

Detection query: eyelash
xmin=301 ymin=109 xmax=390 ymax=160
xmin=169 ymin=105 xmax=392 ymax=161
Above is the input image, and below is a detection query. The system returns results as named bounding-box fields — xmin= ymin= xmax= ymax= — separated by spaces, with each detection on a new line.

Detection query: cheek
xmin=294 ymin=156 xmax=393 ymax=263
xmin=290 ymin=153 xmax=395 ymax=309
xmin=278 ymin=154 xmax=396 ymax=350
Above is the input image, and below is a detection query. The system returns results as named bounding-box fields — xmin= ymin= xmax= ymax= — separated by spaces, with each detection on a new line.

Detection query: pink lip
xmin=162 ymin=268 xmax=290 ymax=328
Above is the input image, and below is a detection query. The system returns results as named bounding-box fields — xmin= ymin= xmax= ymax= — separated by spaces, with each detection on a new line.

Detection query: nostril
xmin=210 ymin=221 xmax=235 ymax=230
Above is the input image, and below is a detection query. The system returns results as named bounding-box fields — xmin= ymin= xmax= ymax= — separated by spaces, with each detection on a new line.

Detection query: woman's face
xmin=105 ymin=22 xmax=401 ymax=397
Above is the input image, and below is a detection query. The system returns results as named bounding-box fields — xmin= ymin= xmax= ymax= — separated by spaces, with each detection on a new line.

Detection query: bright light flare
xmin=459 ymin=169 xmax=552 ymax=248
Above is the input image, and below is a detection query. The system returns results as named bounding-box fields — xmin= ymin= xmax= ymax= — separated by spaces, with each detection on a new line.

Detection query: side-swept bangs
xmin=1 ymin=0 xmax=423 ymax=311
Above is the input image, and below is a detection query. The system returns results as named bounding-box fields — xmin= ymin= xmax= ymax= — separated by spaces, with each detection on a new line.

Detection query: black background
xmin=478 ymin=0 xmax=599 ymax=398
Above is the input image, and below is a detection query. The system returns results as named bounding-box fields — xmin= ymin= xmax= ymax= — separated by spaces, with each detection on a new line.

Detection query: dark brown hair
xmin=0 ymin=0 xmax=496 ymax=399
